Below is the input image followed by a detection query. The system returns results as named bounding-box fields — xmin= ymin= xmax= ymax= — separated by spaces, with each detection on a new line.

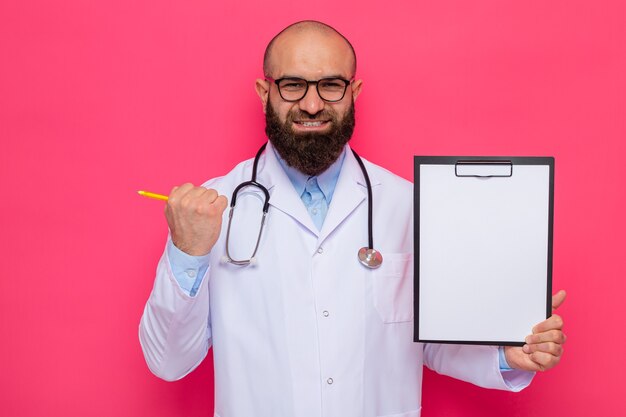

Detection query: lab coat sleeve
xmin=423 ymin=343 xmax=534 ymax=391
xmin=139 ymin=247 xmax=212 ymax=381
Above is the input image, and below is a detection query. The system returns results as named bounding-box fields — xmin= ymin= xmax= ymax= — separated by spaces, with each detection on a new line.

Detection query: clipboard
xmin=414 ymin=156 xmax=554 ymax=346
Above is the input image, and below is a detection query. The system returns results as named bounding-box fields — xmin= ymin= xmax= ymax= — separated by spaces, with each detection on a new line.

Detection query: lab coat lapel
xmin=317 ymin=147 xmax=380 ymax=246
xmin=257 ymin=142 xmax=319 ymax=237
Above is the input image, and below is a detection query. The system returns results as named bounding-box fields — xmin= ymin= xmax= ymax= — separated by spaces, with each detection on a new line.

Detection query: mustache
xmin=287 ymin=109 xmax=337 ymax=122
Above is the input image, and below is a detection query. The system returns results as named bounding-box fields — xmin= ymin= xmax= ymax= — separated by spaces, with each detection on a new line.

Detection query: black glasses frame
xmin=266 ymin=77 xmax=353 ymax=103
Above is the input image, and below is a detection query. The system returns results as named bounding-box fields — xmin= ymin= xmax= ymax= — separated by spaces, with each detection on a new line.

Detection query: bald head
xmin=263 ymin=21 xmax=357 ymax=78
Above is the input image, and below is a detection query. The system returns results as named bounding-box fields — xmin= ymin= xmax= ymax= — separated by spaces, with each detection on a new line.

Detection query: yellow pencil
xmin=137 ymin=190 xmax=169 ymax=201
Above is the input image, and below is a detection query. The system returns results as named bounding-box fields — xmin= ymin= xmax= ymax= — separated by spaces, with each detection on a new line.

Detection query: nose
xmin=298 ymin=84 xmax=325 ymax=115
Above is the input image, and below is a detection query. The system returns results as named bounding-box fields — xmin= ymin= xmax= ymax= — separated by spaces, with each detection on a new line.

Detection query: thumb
xmin=552 ymin=290 xmax=567 ymax=311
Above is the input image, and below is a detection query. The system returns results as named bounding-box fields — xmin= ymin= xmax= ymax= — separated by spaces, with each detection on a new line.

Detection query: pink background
xmin=1 ymin=1 xmax=624 ymax=416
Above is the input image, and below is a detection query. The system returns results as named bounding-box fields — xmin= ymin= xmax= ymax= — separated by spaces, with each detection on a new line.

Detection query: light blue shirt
xmin=273 ymin=146 xmax=346 ymax=230
xmin=165 ymin=145 xmax=513 ymax=370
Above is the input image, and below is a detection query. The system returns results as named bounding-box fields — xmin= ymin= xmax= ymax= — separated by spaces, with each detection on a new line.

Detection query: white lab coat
xmin=140 ymin=142 xmax=532 ymax=417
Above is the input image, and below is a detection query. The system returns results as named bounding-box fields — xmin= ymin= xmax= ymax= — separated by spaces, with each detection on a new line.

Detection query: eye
xmin=319 ymin=79 xmax=345 ymax=90
xmin=279 ymin=79 xmax=306 ymax=91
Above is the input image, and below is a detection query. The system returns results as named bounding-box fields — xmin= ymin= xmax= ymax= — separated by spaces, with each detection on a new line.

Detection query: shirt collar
xmin=272 ymin=145 xmax=347 ymax=204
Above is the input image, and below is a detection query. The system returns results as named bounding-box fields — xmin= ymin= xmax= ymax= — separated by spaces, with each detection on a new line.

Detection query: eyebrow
xmin=278 ymin=74 xmax=349 ymax=80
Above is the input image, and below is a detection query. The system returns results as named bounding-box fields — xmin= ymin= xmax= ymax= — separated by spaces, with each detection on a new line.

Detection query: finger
xmin=214 ymin=195 xmax=229 ymax=213
xmin=552 ymin=290 xmax=567 ymax=311
xmin=204 ymin=188 xmax=219 ymax=204
xmin=180 ymin=188 xmax=218 ymax=207
xmin=179 ymin=187 xmax=211 ymax=209
xmin=526 ymin=329 xmax=566 ymax=345
xmin=532 ymin=314 xmax=564 ymax=333
xmin=187 ymin=186 xmax=211 ymax=199
xmin=522 ymin=342 xmax=563 ymax=357
xmin=529 ymin=351 xmax=561 ymax=371
xmin=169 ymin=183 xmax=194 ymax=201
xmin=189 ymin=189 xmax=222 ymax=217
xmin=203 ymin=194 xmax=228 ymax=218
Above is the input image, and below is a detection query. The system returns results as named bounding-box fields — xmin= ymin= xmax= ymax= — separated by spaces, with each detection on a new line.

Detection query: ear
xmin=255 ymin=78 xmax=270 ymax=114
xmin=351 ymin=79 xmax=363 ymax=102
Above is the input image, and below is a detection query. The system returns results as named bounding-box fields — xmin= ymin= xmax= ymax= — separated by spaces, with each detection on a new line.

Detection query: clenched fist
xmin=165 ymin=183 xmax=228 ymax=256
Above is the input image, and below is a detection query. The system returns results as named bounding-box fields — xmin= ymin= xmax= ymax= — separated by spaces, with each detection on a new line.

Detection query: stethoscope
xmin=223 ymin=143 xmax=383 ymax=269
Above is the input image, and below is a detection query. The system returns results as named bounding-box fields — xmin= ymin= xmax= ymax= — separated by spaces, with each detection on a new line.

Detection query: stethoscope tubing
xmin=229 ymin=143 xmax=270 ymax=212
xmin=350 ymin=149 xmax=374 ymax=250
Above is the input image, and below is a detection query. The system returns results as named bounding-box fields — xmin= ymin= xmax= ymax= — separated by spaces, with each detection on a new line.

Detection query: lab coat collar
xmin=257 ymin=142 xmax=318 ymax=236
xmin=317 ymin=145 xmax=381 ymax=245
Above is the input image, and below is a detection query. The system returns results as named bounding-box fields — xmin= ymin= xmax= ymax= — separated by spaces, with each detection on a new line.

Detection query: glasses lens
xmin=277 ymin=78 xmax=308 ymax=101
xmin=317 ymin=79 xmax=348 ymax=102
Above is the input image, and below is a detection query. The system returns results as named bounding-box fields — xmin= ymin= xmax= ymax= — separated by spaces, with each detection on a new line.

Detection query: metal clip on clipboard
xmin=455 ymin=160 xmax=513 ymax=178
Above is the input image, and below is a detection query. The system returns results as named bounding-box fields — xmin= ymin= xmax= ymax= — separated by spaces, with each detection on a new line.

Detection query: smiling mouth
xmin=294 ymin=120 xmax=330 ymax=127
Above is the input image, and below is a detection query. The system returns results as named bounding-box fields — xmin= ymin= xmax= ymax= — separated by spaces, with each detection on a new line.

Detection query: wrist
xmin=171 ymin=236 xmax=212 ymax=256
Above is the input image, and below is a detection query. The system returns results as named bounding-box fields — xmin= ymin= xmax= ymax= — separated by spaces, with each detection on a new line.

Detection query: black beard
xmin=265 ymin=102 xmax=355 ymax=176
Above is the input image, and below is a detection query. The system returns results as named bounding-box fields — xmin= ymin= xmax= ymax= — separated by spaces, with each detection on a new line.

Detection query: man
xmin=140 ymin=21 xmax=566 ymax=417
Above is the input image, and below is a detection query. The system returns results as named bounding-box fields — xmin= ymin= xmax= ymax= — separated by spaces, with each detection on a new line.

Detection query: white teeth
xmin=301 ymin=121 xmax=323 ymax=127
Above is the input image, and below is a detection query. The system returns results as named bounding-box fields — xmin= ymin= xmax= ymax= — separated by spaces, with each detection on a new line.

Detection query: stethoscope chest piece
xmin=358 ymin=247 xmax=383 ymax=269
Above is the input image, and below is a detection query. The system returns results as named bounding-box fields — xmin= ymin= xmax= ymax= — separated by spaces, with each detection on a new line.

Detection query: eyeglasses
xmin=267 ymin=77 xmax=353 ymax=102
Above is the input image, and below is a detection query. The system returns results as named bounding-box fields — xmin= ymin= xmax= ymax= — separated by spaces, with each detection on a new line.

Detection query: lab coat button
xmin=327 ymin=378 xmax=334 ymax=385
xmin=185 ymin=269 xmax=197 ymax=278
xmin=317 ymin=247 xmax=323 ymax=254
xmin=323 ymin=310 xmax=329 ymax=317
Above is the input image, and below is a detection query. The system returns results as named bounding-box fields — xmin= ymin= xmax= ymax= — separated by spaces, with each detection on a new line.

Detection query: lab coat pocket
xmin=372 ymin=252 xmax=413 ymax=323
